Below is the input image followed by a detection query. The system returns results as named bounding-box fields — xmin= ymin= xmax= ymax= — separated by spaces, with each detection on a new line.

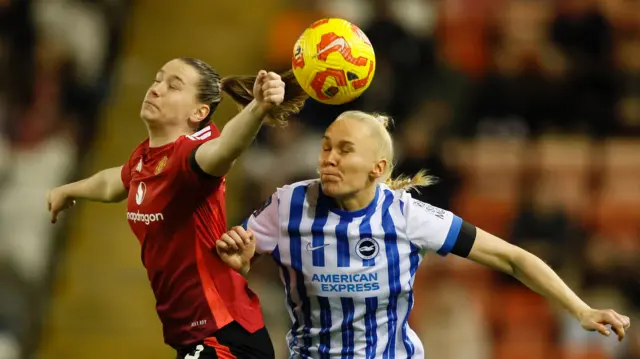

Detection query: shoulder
xmin=178 ymin=124 xmax=220 ymax=147
xmin=378 ymin=184 xmax=410 ymax=209
xmin=186 ymin=124 xmax=221 ymax=142
xmin=172 ymin=124 xmax=222 ymax=163
xmin=273 ymin=178 xmax=320 ymax=208
xmin=275 ymin=178 xmax=319 ymax=196
xmin=376 ymin=185 xmax=448 ymax=222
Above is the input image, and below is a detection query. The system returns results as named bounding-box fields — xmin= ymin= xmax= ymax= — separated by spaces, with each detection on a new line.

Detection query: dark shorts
xmin=175 ymin=321 xmax=275 ymax=359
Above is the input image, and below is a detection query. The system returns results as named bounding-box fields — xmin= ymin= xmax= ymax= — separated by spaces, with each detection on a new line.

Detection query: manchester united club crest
xmin=155 ymin=156 xmax=168 ymax=175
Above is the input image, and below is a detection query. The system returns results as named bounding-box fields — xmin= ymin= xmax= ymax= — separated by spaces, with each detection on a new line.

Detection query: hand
xmin=578 ymin=308 xmax=631 ymax=341
xmin=215 ymin=226 xmax=256 ymax=274
xmin=253 ymin=70 xmax=285 ymax=110
xmin=47 ymin=186 xmax=76 ymax=224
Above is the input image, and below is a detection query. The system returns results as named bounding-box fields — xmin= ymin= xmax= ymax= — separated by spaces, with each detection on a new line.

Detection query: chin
xmin=140 ymin=109 xmax=158 ymax=122
xmin=320 ymin=181 xmax=343 ymax=198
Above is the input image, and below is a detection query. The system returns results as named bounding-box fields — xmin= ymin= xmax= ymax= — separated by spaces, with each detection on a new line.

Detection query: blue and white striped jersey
xmin=245 ymin=179 xmax=465 ymax=359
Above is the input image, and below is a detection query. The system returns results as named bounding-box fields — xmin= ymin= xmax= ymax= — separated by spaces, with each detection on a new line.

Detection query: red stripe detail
xmin=195 ymin=240 xmax=233 ymax=329
xmin=352 ymin=60 xmax=375 ymax=89
xmin=204 ymin=337 xmax=238 ymax=359
xmin=310 ymin=18 xmax=329 ymax=28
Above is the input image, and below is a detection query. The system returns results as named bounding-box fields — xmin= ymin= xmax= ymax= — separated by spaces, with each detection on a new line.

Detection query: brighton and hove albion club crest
xmin=135 ymin=182 xmax=147 ymax=205
xmin=155 ymin=156 xmax=168 ymax=175
xmin=356 ymin=238 xmax=379 ymax=260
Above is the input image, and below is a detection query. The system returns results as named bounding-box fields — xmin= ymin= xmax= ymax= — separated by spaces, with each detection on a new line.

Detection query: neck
xmin=334 ymin=184 xmax=378 ymax=212
xmin=145 ymin=121 xmax=193 ymax=147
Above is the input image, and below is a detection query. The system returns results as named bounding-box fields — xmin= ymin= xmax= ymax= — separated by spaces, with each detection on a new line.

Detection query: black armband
xmin=189 ymin=144 xmax=219 ymax=180
xmin=450 ymin=221 xmax=476 ymax=258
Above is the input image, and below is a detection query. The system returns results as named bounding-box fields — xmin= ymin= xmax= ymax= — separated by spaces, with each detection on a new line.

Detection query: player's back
xmin=121 ymin=125 xmax=264 ymax=348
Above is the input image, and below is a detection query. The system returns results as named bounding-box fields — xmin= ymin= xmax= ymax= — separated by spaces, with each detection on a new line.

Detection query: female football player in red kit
xmin=46 ymin=57 xmax=307 ymax=359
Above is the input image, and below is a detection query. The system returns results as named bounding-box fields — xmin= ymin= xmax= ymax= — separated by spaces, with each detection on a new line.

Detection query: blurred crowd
xmin=243 ymin=0 xmax=640 ymax=358
xmin=0 ymin=0 xmax=129 ymax=358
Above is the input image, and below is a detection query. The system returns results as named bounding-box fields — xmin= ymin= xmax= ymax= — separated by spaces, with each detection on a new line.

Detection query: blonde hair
xmin=335 ymin=111 xmax=437 ymax=192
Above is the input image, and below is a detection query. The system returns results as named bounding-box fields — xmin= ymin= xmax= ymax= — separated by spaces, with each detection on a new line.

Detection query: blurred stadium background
xmin=0 ymin=0 xmax=638 ymax=358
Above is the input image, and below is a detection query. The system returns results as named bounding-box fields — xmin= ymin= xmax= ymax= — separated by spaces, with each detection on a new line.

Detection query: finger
xmin=264 ymin=71 xmax=281 ymax=81
xmin=262 ymin=79 xmax=284 ymax=91
xmin=227 ymin=230 xmax=246 ymax=250
xmin=622 ymin=315 xmax=631 ymax=328
xmin=220 ymin=234 xmax=239 ymax=251
xmin=231 ymin=226 xmax=251 ymax=244
xmin=610 ymin=321 xmax=626 ymax=341
xmin=611 ymin=312 xmax=627 ymax=330
xmin=50 ymin=209 xmax=58 ymax=224
xmin=216 ymin=240 xmax=229 ymax=251
xmin=255 ymin=70 xmax=267 ymax=85
xmin=613 ymin=312 xmax=630 ymax=329
xmin=604 ymin=312 xmax=625 ymax=341
xmin=611 ymin=323 xmax=625 ymax=341
xmin=594 ymin=323 xmax=611 ymax=337
xmin=262 ymin=88 xmax=283 ymax=99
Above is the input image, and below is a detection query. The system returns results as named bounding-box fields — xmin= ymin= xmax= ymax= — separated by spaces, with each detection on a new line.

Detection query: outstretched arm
xmin=47 ymin=166 xmax=127 ymax=223
xmin=194 ymin=71 xmax=285 ymax=177
xmin=403 ymin=195 xmax=631 ymax=341
xmin=467 ymin=228 xmax=631 ymax=340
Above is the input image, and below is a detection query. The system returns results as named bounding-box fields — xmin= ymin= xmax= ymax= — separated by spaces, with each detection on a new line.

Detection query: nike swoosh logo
xmin=306 ymin=243 xmax=329 ymax=251
xmin=317 ymin=38 xmax=346 ymax=57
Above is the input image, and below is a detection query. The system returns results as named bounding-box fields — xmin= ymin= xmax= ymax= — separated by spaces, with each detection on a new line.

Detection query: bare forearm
xmin=216 ymin=100 xmax=267 ymax=161
xmin=511 ymin=251 xmax=590 ymax=317
xmin=63 ymin=167 xmax=126 ymax=203
xmin=196 ymin=100 xmax=268 ymax=177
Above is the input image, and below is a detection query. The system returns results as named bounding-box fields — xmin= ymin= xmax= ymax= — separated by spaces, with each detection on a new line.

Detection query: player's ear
xmin=371 ymin=159 xmax=386 ymax=180
xmin=191 ymin=104 xmax=210 ymax=123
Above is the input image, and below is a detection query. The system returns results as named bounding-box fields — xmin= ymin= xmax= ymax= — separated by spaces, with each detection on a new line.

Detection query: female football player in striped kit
xmin=217 ymin=110 xmax=631 ymax=359
xmin=47 ymin=58 xmax=307 ymax=359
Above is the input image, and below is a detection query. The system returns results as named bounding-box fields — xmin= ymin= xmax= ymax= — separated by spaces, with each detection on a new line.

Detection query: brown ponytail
xmin=179 ymin=57 xmax=307 ymax=130
xmin=221 ymin=70 xmax=308 ymax=128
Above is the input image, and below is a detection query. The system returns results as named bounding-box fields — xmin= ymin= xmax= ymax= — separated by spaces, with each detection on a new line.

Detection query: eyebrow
xmin=157 ymin=69 xmax=185 ymax=84
xmin=322 ymin=136 xmax=355 ymax=147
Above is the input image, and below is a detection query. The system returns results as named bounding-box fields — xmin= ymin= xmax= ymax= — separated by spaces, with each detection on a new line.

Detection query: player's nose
xmin=150 ymin=87 xmax=161 ymax=97
xmin=325 ymin=150 xmax=340 ymax=165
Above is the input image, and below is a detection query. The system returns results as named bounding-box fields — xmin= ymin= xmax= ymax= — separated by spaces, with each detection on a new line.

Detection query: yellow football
xmin=292 ymin=18 xmax=376 ymax=105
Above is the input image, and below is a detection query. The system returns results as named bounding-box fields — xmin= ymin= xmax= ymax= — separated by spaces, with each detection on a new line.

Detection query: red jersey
xmin=121 ymin=125 xmax=265 ymax=348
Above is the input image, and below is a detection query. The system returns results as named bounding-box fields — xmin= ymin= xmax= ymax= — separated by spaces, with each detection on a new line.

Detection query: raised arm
xmin=47 ymin=166 xmax=127 ymax=223
xmin=194 ymin=71 xmax=285 ymax=177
